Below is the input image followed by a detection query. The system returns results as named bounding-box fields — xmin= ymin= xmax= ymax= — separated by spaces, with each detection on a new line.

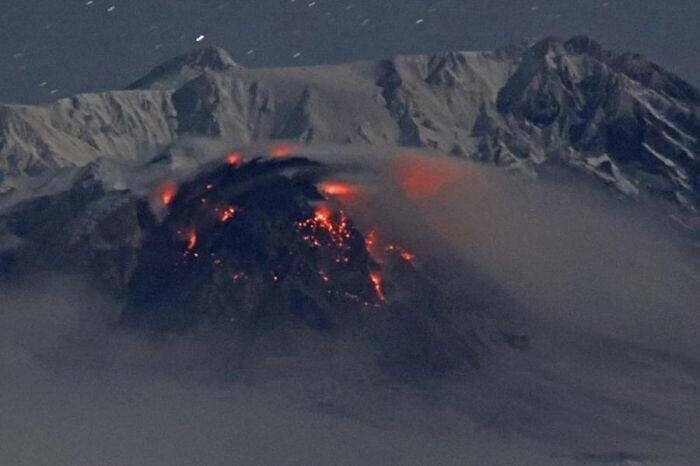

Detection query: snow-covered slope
xmin=1 ymin=37 xmax=697 ymax=213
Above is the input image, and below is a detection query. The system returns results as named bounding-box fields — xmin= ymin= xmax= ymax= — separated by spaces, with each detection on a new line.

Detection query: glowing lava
xmin=220 ymin=206 xmax=236 ymax=223
xmin=318 ymin=181 xmax=358 ymax=200
xmin=400 ymin=250 xmax=416 ymax=262
xmin=318 ymin=270 xmax=330 ymax=283
xmin=156 ymin=181 xmax=178 ymax=205
xmin=296 ymin=205 xmax=355 ymax=258
xmin=363 ymin=229 xmax=416 ymax=264
xmin=186 ymin=229 xmax=197 ymax=250
xmin=269 ymin=143 xmax=295 ymax=158
xmin=226 ymin=152 xmax=243 ymax=167
xmin=314 ymin=205 xmax=332 ymax=223
xmin=369 ymin=272 xmax=386 ymax=302
xmin=364 ymin=229 xmax=381 ymax=259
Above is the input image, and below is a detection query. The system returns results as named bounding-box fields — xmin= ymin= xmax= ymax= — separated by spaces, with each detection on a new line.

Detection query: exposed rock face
xmin=487 ymin=37 xmax=699 ymax=207
xmin=1 ymin=38 xmax=698 ymax=211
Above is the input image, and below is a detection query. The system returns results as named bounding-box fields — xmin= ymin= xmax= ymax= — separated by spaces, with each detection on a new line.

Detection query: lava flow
xmin=186 ymin=229 xmax=197 ymax=250
xmin=296 ymin=205 xmax=353 ymax=249
xmin=369 ymin=271 xmax=386 ymax=302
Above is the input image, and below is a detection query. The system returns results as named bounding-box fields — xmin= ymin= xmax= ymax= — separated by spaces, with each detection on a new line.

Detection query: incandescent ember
xmin=155 ymin=181 xmax=178 ymax=206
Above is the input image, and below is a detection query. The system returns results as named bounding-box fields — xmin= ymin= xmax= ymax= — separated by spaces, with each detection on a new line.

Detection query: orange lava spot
xmin=364 ymin=229 xmax=382 ymax=259
xmin=269 ymin=143 xmax=295 ymax=158
xmin=318 ymin=181 xmax=358 ymax=200
xmin=220 ymin=206 xmax=236 ymax=222
xmin=365 ymin=230 xmax=376 ymax=247
xmin=186 ymin=229 xmax=197 ymax=250
xmin=369 ymin=272 xmax=386 ymax=302
xmin=156 ymin=181 xmax=178 ymax=205
xmin=314 ymin=205 xmax=332 ymax=222
xmin=226 ymin=152 xmax=243 ymax=167
xmin=391 ymin=155 xmax=462 ymax=200
xmin=400 ymin=250 xmax=416 ymax=262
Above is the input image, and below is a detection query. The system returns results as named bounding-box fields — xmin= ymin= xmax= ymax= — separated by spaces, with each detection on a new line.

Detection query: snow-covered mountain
xmin=1 ymin=36 xmax=697 ymax=214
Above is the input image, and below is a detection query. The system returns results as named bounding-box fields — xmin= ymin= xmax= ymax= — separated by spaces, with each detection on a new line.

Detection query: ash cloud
xmin=0 ymin=275 xmax=567 ymax=466
xmin=318 ymin=149 xmax=700 ymax=358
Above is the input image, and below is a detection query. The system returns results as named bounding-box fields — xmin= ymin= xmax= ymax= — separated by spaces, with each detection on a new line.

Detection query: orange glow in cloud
xmin=226 ymin=152 xmax=243 ymax=167
xmin=269 ymin=143 xmax=295 ymax=158
xmin=318 ymin=181 xmax=359 ymax=201
xmin=391 ymin=154 xmax=463 ymax=200
xmin=155 ymin=181 xmax=178 ymax=205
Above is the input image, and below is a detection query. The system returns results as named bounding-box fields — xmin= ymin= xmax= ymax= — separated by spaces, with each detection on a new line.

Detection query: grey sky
xmin=0 ymin=0 xmax=698 ymax=104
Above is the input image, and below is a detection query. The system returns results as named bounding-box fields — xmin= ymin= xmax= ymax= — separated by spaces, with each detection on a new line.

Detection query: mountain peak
xmin=126 ymin=45 xmax=242 ymax=90
xmin=563 ymin=35 xmax=605 ymax=58
xmin=608 ymin=52 xmax=700 ymax=103
xmin=1 ymin=37 xmax=698 ymax=223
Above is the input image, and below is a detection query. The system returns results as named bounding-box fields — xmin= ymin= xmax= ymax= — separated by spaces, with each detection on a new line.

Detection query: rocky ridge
xmin=0 ymin=36 xmax=697 ymax=214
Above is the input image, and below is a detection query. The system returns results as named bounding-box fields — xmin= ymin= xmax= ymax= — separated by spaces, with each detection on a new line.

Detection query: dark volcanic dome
xmin=120 ymin=155 xmax=527 ymax=375
xmin=124 ymin=157 xmax=383 ymax=331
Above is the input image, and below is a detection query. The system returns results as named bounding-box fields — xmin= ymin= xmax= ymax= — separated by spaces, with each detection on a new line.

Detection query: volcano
xmin=123 ymin=157 xmax=393 ymax=330
xmin=0 ymin=152 xmax=526 ymax=376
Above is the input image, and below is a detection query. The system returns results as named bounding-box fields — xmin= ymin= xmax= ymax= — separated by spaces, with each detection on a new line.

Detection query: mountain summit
xmin=0 ymin=36 xmax=698 ymax=214
xmin=126 ymin=45 xmax=243 ymax=90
